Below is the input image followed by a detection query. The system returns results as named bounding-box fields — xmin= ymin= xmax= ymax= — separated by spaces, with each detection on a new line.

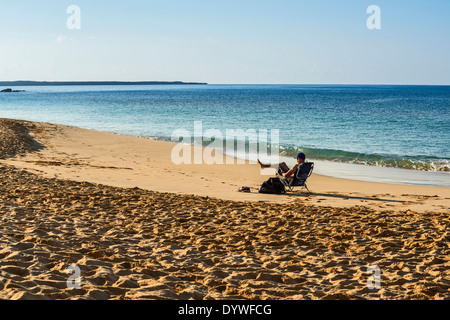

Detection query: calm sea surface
xmin=1 ymin=84 xmax=449 ymax=187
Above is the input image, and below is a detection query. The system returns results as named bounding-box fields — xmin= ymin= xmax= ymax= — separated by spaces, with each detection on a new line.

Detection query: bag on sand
xmin=258 ymin=177 xmax=285 ymax=194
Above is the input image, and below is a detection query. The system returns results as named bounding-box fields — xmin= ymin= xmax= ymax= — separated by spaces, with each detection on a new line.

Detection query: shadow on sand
xmin=283 ymin=190 xmax=410 ymax=205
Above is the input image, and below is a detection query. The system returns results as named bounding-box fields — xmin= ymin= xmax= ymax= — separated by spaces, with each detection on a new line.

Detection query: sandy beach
xmin=0 ymin=118 xmax=449 ymax=300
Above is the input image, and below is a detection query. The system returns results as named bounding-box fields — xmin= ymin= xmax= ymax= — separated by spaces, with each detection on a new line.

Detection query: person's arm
xmin=283 ymin=163 xmax=298 ymax=178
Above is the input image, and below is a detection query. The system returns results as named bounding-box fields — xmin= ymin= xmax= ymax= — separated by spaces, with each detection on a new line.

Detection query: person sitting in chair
xmin=257 ymin=152 xmax=306 ymax=179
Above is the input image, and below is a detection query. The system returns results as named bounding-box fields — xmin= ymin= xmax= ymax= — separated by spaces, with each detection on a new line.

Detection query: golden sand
xmin=0 ymin=119 xmax=448 ymax=300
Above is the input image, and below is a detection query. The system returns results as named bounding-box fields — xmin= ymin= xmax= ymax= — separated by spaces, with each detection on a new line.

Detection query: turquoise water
xmin=0 ymin=84 xmax=449 ymax=187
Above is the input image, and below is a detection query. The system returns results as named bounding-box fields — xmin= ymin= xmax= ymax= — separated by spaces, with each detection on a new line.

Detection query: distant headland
xmin=1 ymin=88 xmax=25 ymax=92
xmin=0 ymin=81 xmax=207 ymax=86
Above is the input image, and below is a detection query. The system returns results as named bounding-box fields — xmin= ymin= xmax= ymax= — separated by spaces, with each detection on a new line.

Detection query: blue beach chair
xmin=277 ymin=162 xmax=314 ymax=193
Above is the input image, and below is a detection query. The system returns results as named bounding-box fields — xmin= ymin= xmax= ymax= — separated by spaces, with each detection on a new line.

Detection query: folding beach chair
xmin=276 ymin=162 xmax=314 ymax=193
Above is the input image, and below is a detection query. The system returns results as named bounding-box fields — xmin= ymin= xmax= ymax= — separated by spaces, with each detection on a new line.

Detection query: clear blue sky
xmin=0 ymin=0 xmax=449 ymax=84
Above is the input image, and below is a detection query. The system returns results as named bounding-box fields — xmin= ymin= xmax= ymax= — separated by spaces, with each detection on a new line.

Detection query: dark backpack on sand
xmin=258 ymin=177 xmax=286 ymax=194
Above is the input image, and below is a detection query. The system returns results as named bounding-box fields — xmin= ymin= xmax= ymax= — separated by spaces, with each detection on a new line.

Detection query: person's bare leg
xmin=258 ymin=159 xmax=290 ymax=172
xmin=257 ymin=159 xmax=271 ymax=168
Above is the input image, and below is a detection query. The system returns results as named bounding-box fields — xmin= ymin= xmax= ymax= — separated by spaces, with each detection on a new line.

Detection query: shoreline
xmin=1 ymin=118 xmax=449 ymax=213
xmin=157 ymin=136 xmax=450 ymax=188
xmin=301 ymin=159 xmax=450 ymax=188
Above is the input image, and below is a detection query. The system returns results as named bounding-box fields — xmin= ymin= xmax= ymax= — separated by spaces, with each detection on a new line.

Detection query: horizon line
xmin=0 ymin=80 xmax=208 ymax=86
xmin=1 ymin=81 xmax=449 ymax=87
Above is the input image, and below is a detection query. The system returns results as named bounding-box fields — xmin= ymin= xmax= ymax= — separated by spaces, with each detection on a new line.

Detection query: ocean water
xmin=0 ymin=84 xmax=449 ymax=187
